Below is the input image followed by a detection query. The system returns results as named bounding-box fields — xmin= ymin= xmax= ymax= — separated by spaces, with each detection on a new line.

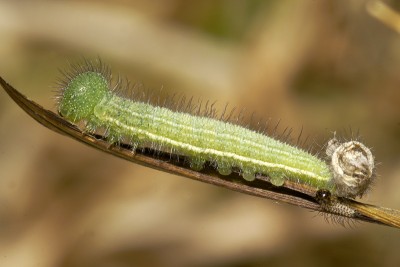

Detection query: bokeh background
xmin=1 ymin=0 xmax=400 ymax=266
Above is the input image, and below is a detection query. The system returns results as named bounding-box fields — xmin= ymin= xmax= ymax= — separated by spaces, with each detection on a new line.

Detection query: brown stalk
xmin=1 ymin=76 xmax=399 ymax=229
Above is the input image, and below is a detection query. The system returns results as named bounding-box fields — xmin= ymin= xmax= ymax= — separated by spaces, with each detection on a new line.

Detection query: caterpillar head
xmin=57 ymin=60 xmax=111 ymax=122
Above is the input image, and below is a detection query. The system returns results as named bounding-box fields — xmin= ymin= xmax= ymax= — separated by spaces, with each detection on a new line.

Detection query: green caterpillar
xmin=57 ymin=59 xmax=375 ymax=198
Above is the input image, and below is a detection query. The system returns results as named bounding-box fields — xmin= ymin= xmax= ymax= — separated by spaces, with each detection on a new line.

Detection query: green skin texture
xmin=59 ymin=71 xmax=334 ymax=190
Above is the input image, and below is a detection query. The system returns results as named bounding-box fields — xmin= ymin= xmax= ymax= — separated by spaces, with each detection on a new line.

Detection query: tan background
xmin=0 ymin=0 xmax=400 ymax=266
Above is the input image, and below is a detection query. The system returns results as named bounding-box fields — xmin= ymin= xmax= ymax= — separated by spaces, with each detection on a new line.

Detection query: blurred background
xmin=0 ymin=0 xmax=400 ymax=266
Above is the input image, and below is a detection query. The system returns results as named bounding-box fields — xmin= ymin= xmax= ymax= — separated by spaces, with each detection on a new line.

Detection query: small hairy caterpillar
xmin=315 ymin=189 xmax=357 ymax=220
xmin=56 ymin=59 xmax=375 ymax=199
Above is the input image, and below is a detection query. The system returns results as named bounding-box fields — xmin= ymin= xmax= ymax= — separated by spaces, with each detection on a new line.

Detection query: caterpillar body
xmin=56 ymin=60 xmax=375 ymax=199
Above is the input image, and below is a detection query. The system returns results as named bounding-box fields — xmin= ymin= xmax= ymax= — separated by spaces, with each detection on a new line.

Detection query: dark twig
xmin=1 ymin=76 xmax=399 ymax=229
